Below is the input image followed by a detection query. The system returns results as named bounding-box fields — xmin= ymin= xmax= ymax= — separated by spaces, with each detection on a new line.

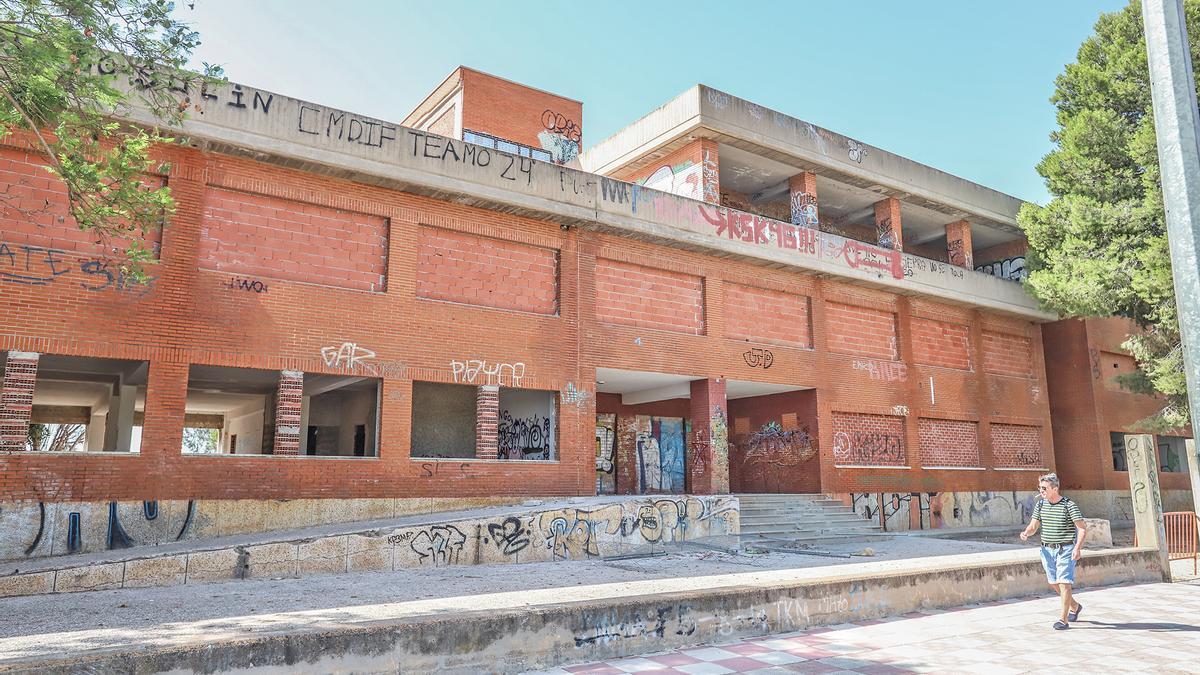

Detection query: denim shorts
xmin=1040 ymin=543 xmax=1076 ymax=584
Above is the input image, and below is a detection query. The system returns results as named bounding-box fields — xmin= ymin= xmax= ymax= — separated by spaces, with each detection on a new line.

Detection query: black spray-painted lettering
xmin=410 ymin=131 xmax=530 ymax=185
xmin=297 ymin=105 xmax=396 ymax=148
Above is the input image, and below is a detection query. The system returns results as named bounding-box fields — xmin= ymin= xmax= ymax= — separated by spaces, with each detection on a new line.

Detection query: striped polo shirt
xmin=1033 ymin=496 xmax=1083 ymax=545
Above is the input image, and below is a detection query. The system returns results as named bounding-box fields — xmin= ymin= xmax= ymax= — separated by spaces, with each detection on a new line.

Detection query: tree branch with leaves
xmin=0 ymin=0 xmax=222 ymax=279
xmin=1020 ymin=0 xmax=1200 ymax=432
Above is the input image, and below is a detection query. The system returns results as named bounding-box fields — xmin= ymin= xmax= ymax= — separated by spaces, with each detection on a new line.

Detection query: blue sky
xmin=183 ymin=1 xmax=1130 ymax=204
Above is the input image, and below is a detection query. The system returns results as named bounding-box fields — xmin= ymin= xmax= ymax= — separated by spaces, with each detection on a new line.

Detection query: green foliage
xmin=1020 ymin=0 xmax=1200 ymax=432
xmin=0 ymin=0 xmax=222 ymax=279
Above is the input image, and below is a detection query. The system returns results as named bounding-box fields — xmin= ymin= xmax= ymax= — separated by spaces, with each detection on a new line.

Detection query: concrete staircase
xmin=737 ymin=494 xmax=886 ymax=545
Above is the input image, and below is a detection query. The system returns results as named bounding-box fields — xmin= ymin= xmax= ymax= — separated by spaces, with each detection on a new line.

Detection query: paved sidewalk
xmin=533 ymin=580 xmax=1200 ymax=674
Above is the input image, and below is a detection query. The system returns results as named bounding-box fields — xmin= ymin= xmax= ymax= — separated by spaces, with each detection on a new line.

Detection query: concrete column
xmin=273 ymin=370 xmax=304 ymax=455
xmin=0 ymin=351 xmax=38 ymax=451
xmin=107 ymin=385 xmax=136 ymax=452
xmin=945 ymin=219 xmax=973 ymax=268
xmin=297 ymin=395 xmax=311 ymax=456
xmin=874 ymin=197 xmax=903 ymax=251
xmin=1124 ymin=433 xmax=1172 ymax=581
xmin=690 ymin=378 xmax=729 ymax=494
xmin=788 ymin=172 xmax=820 ymax=228
xmin=475 ymin=385 xmax=499 ymax=459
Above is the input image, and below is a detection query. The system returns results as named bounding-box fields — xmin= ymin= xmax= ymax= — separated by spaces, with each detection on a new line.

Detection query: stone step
xmin=740 ymin=525 xmax=885 ymax=535
xmin=738 ymin=515 xmax=868 ymax=526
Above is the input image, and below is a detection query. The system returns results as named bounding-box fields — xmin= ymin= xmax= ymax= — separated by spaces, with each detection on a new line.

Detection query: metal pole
xmin=1143 ymin=0 xmax=1200 ymax=508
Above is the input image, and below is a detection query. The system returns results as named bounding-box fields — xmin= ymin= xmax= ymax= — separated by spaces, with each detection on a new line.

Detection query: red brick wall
xmin=826 ymin=302 xmax=897 ymax=360
xmin=911 ymin=318 xmax=971 ymax=370
xmin=918 ymin=418 xmax=980 ymax=467
xmin=723 ymin=283 xmax=811 ymax=348
xmin=1 ymin=146 xmax=163 ymax=255
xmin=728 ymin=390 xmax=820 ymax=493
xmin=460 ymin=68 xmax=582 ymax=153
xmin=982 ymin=331 xmax=1033 ymax=377
xmin=0 ymin=352 xmax=38 ymax=452
xmin=991 ymin=422 xmax=1043 ymax=468
xmin=831 ymin=412 xmax=906 ymax=466
xmin=416 ymin=226 xmax=558 ymax=314
xmin=201 ymin=187 xmax=388 ymax=292
xmin=594 ymin=258 xmax=704 ymax=334
xmin=0 ymin=129 xmax=1060 ymax=503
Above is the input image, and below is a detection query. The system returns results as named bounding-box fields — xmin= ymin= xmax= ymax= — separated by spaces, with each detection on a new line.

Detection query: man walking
xmin=1020 ymin=472 xmax=1087 ymax=630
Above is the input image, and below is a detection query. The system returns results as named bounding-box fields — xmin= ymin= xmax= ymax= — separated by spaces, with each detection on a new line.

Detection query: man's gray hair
xmin=1038 ymin=472 xmax=1060 ymax=488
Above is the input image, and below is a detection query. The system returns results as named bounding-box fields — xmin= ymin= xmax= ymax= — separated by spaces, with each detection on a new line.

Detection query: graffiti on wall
xmin=562 ymin=382 xmax=590 ymax=407
xmin=851 ymin=359 xmax=907 ymax=383
xmin=595 ymin=414 xmax=616 ymax=495
xmin=0 ymin=242 xmax=157 ymax=296
xmin=903 ymin=255 xmax=966 ymax=281
xmin=637 ymin=417 xmax=687 ymax=494
xmin=498 ymin=411 xmax=553 ymax=460
xmin=736 ymin=422 xmax=815 ymax=491
xmin=832 ymin=431 xmax=904 ymax=465
xmin=537 ymin=496 xmax=736 ymax=561
xmin=450 ymin=359 xmax=526 ymax=387
xmin=947 ymin=239 xmax=969 ymax=268
xmin=975 ymin=256 xmax=1027 ymax=282
xmin=876 ymin=218 xmax=895 ymax=250
xmin=742 ymin=348 xmax=774 ymax=369
xmin=702 ymin=148 xmax=719 ymax=204
xmin=847 ymin=139 xmax=869 ymax=163
xmin=221 ymin=276 xmax=268 ymax=293
xmin=0 ymin=499 xmax=196 ymax=560
xmin=638 ymin=162 xmax=702 ymax=201
xmin=538 ymin=109 xmax=581 ymax=164
xmin=320 ymin=342 xmax=404 ymax=378
xmin=822 ymin=237 xmax=904 ymax=279
xmin=790 ymin=192 xmax=819 ymax=228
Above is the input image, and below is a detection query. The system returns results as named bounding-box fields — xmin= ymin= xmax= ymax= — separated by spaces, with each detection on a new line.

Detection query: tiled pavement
xmin=528 ymin=581 xmax=1200 ymax=674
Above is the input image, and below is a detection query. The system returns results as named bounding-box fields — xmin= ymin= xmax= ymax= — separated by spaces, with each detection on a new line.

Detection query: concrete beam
xmin=111 ymin=81 xmax=1052 ymax=321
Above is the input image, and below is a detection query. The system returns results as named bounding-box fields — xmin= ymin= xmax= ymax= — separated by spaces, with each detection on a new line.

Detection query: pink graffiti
xmin=698 ymin=206 xmax=820 ymax=256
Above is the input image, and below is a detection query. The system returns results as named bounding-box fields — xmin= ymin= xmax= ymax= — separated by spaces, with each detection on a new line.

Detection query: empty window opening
xmin=1110 ymin=432 xmax=1127 ymax=472
xmin=1158 ymin=436 xmax=1189 ymax=473
xmin=6 ymin=352 xmax=148 ymax=453
xmin=498 ymin=388 xmax=556 ymax=460
xmin=183 ymin=365 xmax=378 ymax=456
xmin=411 ymin=382 xmax=477 ymax=458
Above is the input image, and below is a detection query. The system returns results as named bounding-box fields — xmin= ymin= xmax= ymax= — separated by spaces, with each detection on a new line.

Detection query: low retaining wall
xmin=0 ymin=495 xmax=738 ymax=598
xmin=0 ymin=496 xmax=537 ymax=563
xmin=836 ymin=489 xmax=1194 ymax=532
xmin=0 ymin=548 xmax=1164 ymax=674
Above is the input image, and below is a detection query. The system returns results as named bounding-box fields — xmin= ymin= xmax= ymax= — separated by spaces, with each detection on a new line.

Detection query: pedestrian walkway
xmin=533 ymin=580 xmax=1200 ymax=674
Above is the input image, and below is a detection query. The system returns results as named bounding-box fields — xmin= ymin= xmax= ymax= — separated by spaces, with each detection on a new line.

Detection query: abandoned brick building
xmin=0 ymin=67 xmax=1192 ymax=559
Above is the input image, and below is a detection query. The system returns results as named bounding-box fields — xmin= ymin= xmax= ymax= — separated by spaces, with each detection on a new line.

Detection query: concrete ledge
xmin=0 ymin=547 xmax=1163 ymax=674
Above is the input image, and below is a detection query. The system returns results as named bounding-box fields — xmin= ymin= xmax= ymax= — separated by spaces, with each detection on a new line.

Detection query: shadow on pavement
xmin=1076 ymin=620 xmax=1200 ymax=632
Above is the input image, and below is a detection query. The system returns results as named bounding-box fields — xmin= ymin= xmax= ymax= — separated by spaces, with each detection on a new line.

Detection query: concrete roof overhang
xmin=579 ymin=85 xmax=1025 ymax=238
xmin=596 ymin=368 xmax=808 ymax=406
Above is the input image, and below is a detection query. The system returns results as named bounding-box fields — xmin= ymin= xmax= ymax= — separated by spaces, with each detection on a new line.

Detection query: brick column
xmin=699 ymin=139 xmax=720 ymax=205
xmin=476 ymin=385 xmax=499 ymax=459
xmin=272 ymin=370 xmax=304 ymax=455
xmin=615 ymin=413 xmax=639 ymax=494
xmin=0 ymin=351 xmax=38 ymax=452
xmin=945 ymin=220 xmax=973 ymax=268
xmin=874 ymin=197 xmax=903 ymax=251
xmin=788 ymin=172 xmax=820 ymax=228
xmin=690 ymin=378 xmax=729 ymax=494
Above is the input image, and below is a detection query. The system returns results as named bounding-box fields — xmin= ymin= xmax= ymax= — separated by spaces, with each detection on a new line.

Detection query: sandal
xmin=1068 ymin=603 xmax=1082 ymax=622
xmin=1053 ymin=620 xmax=1069 ymax=630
